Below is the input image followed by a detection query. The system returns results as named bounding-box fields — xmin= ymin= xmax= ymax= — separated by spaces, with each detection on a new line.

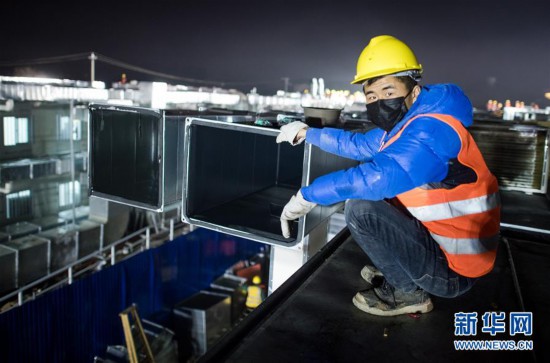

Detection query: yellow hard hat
xmin=351 ymin=35 xmax=423 ymax=84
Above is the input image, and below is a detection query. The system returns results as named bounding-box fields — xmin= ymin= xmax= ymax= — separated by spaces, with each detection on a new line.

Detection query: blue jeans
xmin=344 ymin=199 xmax=476 ymax=297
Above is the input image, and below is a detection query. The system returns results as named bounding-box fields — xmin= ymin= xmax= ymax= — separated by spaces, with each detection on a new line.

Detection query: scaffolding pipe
xmin=69 ymin=100 xmax=76 ymax=226
xmin=68 ymin=266 xmax=73 ymax=285
xmin=89 ymin=52 xmax=97 ymax=83
xmin=170 ymin=219 xmax=174 ymax=241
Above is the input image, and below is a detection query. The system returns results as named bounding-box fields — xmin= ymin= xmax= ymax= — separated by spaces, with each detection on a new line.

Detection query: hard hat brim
xmin=351 ymin=66 xmax=423 ymax=85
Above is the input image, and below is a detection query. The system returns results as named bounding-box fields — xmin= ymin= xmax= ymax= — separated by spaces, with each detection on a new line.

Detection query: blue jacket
xmin=301 ymin=84 xmax=474 ymax=205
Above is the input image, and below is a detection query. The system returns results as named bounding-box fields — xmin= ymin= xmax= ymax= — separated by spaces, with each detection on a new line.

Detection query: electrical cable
xmin=502 ymin=236 xmax=539 ymax=363
xmin=0 ymin=52 xmax=309 ymax=89
xmin=0 ymin=52 xmax=224 ymax=86
xmin=95 ymin=53 xmax=224 ymax=86
xmin=0 ymin=53 xmax=90 ymax=66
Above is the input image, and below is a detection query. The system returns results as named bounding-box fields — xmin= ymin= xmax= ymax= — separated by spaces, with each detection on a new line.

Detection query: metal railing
xmin=0 ymin=218 xmax=188 ymax=314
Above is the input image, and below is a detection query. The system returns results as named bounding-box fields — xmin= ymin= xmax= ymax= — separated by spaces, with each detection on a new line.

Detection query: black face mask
xmin=366 ymin=90 xmax=412 ymax=132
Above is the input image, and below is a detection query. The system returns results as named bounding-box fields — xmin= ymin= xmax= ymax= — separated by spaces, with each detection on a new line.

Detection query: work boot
xmin=352 ymin=279 xmax=433 ymax=316
xmin=360 ymin=265 xmax=384 ymax=285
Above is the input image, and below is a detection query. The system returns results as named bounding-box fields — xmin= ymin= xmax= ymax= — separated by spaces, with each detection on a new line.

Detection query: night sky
xmin=2 ymin=0 xmax=550 ymax=108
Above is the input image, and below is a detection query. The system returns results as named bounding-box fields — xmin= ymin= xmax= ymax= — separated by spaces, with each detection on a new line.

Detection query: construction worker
xmin=276 ymin=35 xmax=500 ymax=316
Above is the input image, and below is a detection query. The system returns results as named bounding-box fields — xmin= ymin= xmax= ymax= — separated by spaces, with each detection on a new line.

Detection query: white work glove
xmin=276 ymin=121 xmax=309 ymax=146
xmin=280 ymin=190 xmax=317 ymax=238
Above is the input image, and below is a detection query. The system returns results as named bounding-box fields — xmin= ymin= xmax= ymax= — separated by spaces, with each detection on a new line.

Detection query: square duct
xmin=88 ymin=104 xmax=185 ymax=211
xmin=182 ymin=117 xmax=357 ymax=247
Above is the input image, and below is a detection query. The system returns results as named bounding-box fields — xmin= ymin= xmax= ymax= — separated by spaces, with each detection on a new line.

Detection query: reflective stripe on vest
xmin=431 ymin=233 xmax=500 ymax=254
xmin=406 ymin=192 xmax=500 ymax=222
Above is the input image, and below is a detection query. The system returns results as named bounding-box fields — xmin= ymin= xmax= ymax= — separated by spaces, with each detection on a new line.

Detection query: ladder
xmin=119 ymin=304 xmax=156 ymax=363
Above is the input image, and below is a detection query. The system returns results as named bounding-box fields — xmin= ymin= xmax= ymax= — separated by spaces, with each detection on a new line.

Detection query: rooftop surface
xmin=202 ymin=190 xmax=550 ymax=363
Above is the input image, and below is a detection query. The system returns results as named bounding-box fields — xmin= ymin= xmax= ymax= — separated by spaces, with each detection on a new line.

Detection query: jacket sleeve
xmin=305 ymin=127 xmax=385 ymax=161
xmin=301 ymin=117 xmax=462 ymax=205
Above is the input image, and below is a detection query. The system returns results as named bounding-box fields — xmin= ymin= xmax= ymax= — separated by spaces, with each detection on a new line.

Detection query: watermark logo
xmin=453 ymin=311 xmax=534 ymax=351
xmin=454 ymin=312 xmax=478 ymax=336
xmin=510 ymin=312 xmax=533 ymax=336
xmin=481 ymin=312 xmax=506 ymax=336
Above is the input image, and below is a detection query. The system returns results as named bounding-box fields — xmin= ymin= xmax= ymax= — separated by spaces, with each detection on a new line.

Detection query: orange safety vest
xmin=381 ymin=113 xmax=500 ymax=278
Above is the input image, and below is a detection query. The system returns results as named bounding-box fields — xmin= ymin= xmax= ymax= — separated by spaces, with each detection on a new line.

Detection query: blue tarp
xmin=0 ymin=228 xmax=263 ymax=362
